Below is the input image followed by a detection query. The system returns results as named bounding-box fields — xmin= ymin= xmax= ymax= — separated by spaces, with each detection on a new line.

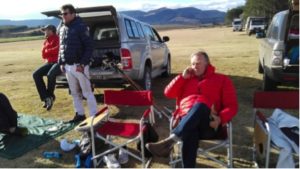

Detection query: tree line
xmin=225 ymin=0 xmax=291 ymax=24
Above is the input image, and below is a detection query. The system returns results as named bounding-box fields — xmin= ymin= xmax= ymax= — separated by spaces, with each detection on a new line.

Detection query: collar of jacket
xmin=65 ymin=16 xmax=81 ymax=27
xmin=195 ymin=64 xmax=215 ymax=80
xmin=46 ymin=34 xmax=58 ymax=41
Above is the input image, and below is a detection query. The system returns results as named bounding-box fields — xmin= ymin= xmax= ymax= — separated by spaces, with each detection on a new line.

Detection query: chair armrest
xmin=256 ymin=110 xmax=268 ymax=123
xmin=254 ymin=111 xmax=271 ymax=159
xmin=142 ymin=108 xmax=151 ymax=118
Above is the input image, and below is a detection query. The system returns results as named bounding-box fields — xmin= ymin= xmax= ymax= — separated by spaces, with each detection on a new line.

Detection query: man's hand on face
xmin=182 ymin=67 xmax=194 ymax=79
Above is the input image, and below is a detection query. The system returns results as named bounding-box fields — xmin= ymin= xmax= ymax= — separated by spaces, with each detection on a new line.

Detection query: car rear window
xmin=125 ymin=18 xmax=140 ymax=39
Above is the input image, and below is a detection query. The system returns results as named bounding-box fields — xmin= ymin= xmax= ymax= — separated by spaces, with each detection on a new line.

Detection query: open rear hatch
xmin=41 ymin=5 xmax=121 ymax=47
xmin=283 ymin=0 xmax=299 ymax=73
xmin=42 ymin=5 xmax=117 ymax=20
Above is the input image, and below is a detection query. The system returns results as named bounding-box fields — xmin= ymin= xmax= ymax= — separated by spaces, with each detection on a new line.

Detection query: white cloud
xmin=0 ymin=0 xmax=245 ymax=20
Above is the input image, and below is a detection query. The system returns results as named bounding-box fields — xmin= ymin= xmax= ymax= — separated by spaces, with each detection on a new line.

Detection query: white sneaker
xmin=118 ymin=148 xmax=129 ymax=164
xmin=103 ymin=154 xmax=120 ymax=168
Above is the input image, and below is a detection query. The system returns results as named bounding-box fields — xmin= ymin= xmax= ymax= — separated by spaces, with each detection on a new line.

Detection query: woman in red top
xmin=33 ymin=25 xmax=60 ymax=111
xmin=146 ymin=50 xmax=238 ymax=167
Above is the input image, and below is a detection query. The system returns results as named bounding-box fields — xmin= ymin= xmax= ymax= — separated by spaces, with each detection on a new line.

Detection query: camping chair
xmin=89 ymin=90 xmax=155 ymax=168
xmin=168 ymin=109 xmax=233 ymax=168
xmin=252 ymin=91 xmax=299 ymax=168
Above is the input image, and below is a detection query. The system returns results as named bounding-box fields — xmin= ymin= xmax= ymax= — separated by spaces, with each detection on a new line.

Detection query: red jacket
xmin=164 ymin=64 xmax=238 ymax=125
xmin=42 ymin=34 xmax=59 ymax=63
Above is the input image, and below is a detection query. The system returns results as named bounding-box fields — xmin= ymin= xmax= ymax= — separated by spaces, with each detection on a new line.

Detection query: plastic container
xmin=75 ymin=154 xmax=81 ymax=168
xmin=84 ymin=153 xmax=93 ymax=168
xmin=43 ymin=151 xmax=62 ymax=159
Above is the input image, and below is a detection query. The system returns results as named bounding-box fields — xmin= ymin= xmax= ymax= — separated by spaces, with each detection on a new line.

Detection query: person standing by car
xmin=146 ymin=50 xmax=238 ymax=167
xmin=58 ymin=4 xmax=97 ymax=123
xmin=33 ymin=25 xmax=60 ymax=111
xmin=0 ymin=93 xmax=28 ymax=136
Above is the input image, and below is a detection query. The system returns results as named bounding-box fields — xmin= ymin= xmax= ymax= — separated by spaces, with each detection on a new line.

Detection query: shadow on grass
xmin=55 ymin=73 xmax=297 ymax=168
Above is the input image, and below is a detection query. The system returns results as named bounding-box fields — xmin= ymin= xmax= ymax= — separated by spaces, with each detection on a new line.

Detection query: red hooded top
xmin=164 ymin=64 xmax=238 ymax=125
xmin=42 ymin=34 xmax=59 ymax=63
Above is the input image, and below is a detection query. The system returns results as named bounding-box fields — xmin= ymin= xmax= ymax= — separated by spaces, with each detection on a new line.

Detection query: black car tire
xmin=262 ymin=70 xmax=277 ymax=91
xmin=258 ymin=60 xmax=264 ymax=74
xmin=140 ymin=65 xmax=152 ymax=90
xmin=161 ymin=56 xmax=171 ymax=77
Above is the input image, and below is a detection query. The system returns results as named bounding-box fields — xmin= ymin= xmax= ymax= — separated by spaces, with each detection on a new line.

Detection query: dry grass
xmin=0 ymin=27 xmax=297 ymax=168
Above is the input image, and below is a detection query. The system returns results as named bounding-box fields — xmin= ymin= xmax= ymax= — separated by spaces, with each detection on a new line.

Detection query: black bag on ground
xmin=137 ymin=122 xmax=159 ymax=158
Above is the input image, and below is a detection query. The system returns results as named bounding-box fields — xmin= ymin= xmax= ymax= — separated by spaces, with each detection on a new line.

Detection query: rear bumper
xmin=55 ymin=69 xmax=140 ymax=86
xmin=250 ymin=27 xmax=264 ymax=33
xmin=267 ymin=66 xmax=299 ymax=83
xmin=233 ymin=26 xmax=242 ymax=31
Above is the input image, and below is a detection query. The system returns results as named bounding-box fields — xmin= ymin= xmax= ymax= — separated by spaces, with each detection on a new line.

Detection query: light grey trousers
xmin=65 ymin=64 xmax=97 ymax=116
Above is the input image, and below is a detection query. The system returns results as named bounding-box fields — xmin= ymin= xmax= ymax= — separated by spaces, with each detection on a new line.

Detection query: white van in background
xmin=245 ymin=16 xmax=267 ymax=35
xmin=232 ymin=18 xmax=242 ymax=31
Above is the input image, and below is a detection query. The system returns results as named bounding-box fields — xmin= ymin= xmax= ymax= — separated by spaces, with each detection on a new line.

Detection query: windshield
xmin=93 ymin=27 xmax=118 ymax=41
xmin=252 ymin=20 xmax=264 ymax=25
xmin=233 ymin=21 xmax=241 ymax=25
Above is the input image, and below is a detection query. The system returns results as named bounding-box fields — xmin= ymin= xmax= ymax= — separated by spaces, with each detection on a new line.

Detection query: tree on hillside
xmin=243 ymin=0 xmax=289 ymax=22
xmin=225 ymin=6 xmax=244 ymax=24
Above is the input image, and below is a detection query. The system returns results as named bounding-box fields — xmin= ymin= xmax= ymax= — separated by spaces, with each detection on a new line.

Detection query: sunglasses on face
xmin=60 ymin=12 xmax=70 ymax=16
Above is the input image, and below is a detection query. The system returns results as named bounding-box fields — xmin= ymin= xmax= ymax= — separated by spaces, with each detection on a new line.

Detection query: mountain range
xmin=0 ymin=7 xmax=225 ymax=27
xmin=121 ymin=7 xmax=225 ymax=25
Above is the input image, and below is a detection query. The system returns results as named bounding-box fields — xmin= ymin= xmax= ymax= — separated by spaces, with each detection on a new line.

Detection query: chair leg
xmin=226 ymin=122 xmax=233 ymax=168
xmin=169 ymin=142 xmax=183 ymax=168
xmin=227 ymin=141 xmax=233 ymax=168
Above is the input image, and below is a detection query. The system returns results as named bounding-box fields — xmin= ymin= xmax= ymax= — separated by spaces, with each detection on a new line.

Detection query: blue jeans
xmin=33 ymin=63 xmax=61 ymax=101
xmin=172 ymin=103 xmax=219 ymax=168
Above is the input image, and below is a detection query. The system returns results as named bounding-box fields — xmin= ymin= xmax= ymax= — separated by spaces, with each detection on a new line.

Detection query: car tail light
xmin=271 ymin=50 xmax=283 ymax=66
xmin=121 ymin=48 xmax=133 ymax=70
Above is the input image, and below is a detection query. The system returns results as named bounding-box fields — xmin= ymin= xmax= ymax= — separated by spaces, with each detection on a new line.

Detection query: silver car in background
xmin=43 ymin=6 xmax=171 ymax=90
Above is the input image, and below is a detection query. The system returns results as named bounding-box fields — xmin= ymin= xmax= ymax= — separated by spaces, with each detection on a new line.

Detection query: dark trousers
xmin=0 ymin=93 xmax=18 ymax=130
xmin=33 ymin=63 xmax=61 ymax=101
xmin=172 ymin=103 xmax=219 ymax=168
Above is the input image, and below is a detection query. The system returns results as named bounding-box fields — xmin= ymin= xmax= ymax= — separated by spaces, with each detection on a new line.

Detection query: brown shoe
xmin=145 ymin=137 xmax=175 ymax=157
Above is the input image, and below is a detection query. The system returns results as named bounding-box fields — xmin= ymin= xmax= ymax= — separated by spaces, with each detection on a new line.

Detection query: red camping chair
xmin=168 ymin=107 xmax=233 ymax=168
xmin=252 ymin=91 xmax=299 ymax=168
xmin=89 ymin=90 xmax=155 ymax=168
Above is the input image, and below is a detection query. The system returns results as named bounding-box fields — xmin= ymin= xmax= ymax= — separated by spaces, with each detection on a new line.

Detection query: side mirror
xmin=162 ymin=36 xmax=170 ymax=42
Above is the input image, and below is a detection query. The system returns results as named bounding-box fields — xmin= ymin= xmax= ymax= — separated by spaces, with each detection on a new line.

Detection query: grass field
xmin=0 ymin=36 xmax=43 ymax=43
xmin=0 ymin=27 xmax=298 ymax=168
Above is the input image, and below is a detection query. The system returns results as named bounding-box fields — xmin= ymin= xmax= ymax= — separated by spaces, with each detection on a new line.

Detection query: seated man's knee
xmin=32 ymin=71 xmax=41 ymax=80
xmin=47 ymin=73 xmax=56 ymax=81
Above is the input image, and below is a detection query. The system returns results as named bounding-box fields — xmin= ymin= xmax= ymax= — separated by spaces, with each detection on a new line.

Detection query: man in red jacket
xmin=33 ymin=25 xmax=60 ymax=111
xmin=146 ymin=50 xmax=238 ymax=167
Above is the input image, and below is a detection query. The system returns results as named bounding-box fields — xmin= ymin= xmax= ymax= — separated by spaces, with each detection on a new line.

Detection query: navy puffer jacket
xmin=58 ymin=17 xmax=92 ymax=66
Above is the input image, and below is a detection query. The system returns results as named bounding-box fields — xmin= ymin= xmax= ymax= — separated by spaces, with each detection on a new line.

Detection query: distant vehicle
xmin=245 ymin=16 xmax=267 ymax=36
xmin=232 ymin=18 xmax=242 ymax=31
xmin=257 ymin=6 xmax=299 ymax=90
xmin=42 ymin=6 xmax=171 ymax=90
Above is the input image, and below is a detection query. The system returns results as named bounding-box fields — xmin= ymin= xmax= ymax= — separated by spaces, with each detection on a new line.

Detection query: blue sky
xmin=0 ymin=0 xmax=245 ymax=20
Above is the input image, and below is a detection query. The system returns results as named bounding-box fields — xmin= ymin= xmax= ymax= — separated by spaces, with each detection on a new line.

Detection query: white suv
xmin=43 ymin=6 xmax=171 ymax=90
xmin=257 ymin=8 xmax=299 ymax=90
